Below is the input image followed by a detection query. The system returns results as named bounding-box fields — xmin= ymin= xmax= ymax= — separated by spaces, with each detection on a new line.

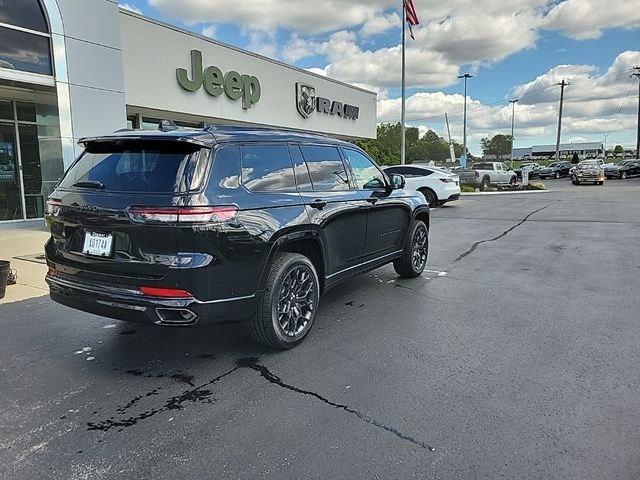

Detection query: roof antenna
xmin=158 ymin=120 xmax=179 ymax=132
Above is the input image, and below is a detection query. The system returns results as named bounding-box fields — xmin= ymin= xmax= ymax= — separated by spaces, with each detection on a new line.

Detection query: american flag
xmin=404 ymin=0 xmax=420 ymax=40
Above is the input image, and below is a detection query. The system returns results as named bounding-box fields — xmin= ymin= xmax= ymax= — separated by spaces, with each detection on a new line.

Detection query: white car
xmin=384 ymin=164 xmax=461 ymax=207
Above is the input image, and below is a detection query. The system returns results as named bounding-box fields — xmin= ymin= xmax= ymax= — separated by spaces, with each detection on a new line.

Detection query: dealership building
xmin=0 ymin=0 xmax=377 ymax=222
xmin=513 ymin=142 xmax=604 ymax=160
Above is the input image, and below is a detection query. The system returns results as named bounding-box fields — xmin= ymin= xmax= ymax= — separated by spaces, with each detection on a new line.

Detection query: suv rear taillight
xmin=439 ymin=178 xmax=452 ymax=183
xmin=46 ymin=198 xmax=62 ymax=215
xmin=475 ymin=171 xmax=480 ymax=177
xmin=126 ymin=206 xmax=238 ymax=224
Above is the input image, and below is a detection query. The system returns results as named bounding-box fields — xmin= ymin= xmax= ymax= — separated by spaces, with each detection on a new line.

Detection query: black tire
xmin=479 ymin=177 xmax=490 ymax=191
xmin=248 ymin=252 xmax=319 ymax=349
xmin=420 ymin=188 xmax=437 ymax=208
xmin=393 ymin=220 xmax=428 ymax=278
xmin=554 ymin=171 xmax=560 ymax=179
xmin=510 ymin=175 xmax=517 ymax=185
xmin=598 ymin=181 xmax=604 ymax=185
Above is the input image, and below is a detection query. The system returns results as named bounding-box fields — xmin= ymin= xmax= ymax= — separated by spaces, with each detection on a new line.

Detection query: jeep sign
xmin=296 ymin=82 xmax=359 ymax=120
xmin=177 ymin=50 xmax=261 ymax=109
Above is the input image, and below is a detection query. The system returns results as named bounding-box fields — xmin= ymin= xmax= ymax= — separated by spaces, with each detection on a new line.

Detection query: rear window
xmin=473 ymin=163 xmax=493 ymax=170
xmin=241 ymin=145 xmax=296 ymax=192
xmin=58 ymin=141 xmax=201 ymax=193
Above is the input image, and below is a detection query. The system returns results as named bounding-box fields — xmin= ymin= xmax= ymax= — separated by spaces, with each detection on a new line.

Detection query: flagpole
xmin=401 ymin=0 xmax=406 ymax=165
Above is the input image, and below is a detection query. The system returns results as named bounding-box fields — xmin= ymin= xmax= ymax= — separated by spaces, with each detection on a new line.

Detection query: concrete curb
xmin=461 ymin=189 xmax=550 ymax=196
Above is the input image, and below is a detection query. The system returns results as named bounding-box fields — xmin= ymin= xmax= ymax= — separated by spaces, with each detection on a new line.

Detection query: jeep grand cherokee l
xmin=45 ymin=124 xmax=430 ymax=349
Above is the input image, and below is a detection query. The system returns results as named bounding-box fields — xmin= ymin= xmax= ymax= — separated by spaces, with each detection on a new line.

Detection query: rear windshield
xmin=58 ymin=141 xmax=201 ymax=193
xmin=473 ymin=163 xmax=493 ymax=170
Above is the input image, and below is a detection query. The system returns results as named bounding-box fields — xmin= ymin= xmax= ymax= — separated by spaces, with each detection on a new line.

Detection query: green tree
xmin=613 ymin=145 xmax=624 ymax=154
xmin=480 ymin=134 xmax=513 ymax=160
xmin=571 ymin=152 xmax=580 ymax=164
xmin=355 ymin=123 xmax=463 ymax=166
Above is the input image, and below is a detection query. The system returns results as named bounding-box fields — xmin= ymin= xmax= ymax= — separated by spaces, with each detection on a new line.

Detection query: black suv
xmin=538 ymin=161 xmax=572 ymax=179
xmin=44 ymin=124 xmax=430 ymax=348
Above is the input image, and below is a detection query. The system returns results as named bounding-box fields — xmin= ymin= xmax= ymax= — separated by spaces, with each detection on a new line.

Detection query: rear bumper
xmin=46 ymin=274 xmax=257 ymax=326
xmin=445 ymin=193 xmax=460 ymax=202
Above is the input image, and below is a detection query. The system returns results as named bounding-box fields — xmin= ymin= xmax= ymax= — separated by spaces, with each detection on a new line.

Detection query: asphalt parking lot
xmin=1 ymin=177 xmax=640 ymax=480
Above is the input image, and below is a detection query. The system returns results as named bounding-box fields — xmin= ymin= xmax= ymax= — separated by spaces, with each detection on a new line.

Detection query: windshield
xmin=58 ymin=141 xmax=202 ymax=193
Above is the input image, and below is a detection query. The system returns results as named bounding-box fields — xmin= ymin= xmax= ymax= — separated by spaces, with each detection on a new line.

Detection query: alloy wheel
xmin=276 ymin=266 xmax=316 ymax=338
xmin=412 ymin=226 xmax=428 ymax=271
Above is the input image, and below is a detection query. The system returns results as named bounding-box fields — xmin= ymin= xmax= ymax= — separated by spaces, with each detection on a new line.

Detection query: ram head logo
xmin=296 ymin=83 xmax=316 ymax=118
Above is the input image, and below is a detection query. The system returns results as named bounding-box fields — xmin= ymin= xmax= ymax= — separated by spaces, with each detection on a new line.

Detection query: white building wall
xmin=119 ymin=12 xmax=376 ymax=139
xmin=54 ymin=0 xmax=127 ymax=162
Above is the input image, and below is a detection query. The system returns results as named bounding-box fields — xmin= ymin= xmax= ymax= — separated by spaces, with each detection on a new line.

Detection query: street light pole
xmin=458 ymin=73 xmax=473 ymax=165
xmin=509 ymin=99 xmax=518 ymax=168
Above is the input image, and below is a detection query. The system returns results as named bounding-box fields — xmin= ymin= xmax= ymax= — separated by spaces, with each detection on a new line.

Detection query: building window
xmin=0 ymin=0 xmax=49 ymax=33
xmin=0 ymin=0 xmax=52 ymax=77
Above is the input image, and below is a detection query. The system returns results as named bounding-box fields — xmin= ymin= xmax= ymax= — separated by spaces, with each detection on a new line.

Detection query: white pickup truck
xmin=458 ymin=162 xmax=517 ymax=191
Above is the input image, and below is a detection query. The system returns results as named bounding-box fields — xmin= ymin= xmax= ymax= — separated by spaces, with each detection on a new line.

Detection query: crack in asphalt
xmin=454 ymin=206 xmax=548 ymax=262
xmin=88 ymin=359 xmax=434 ymax=451
xmin=237 ymin=357 xmax=435 ymax=451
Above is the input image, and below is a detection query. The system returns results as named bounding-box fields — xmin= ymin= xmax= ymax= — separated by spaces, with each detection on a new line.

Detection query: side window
xmin=289 ymin=145 xmax=313 ymax=191
xmin=343 ymin=148 xmax=386 ymax=190
xmin=407 ymin=167 xmax=431 ymax=177
xmin=300 ymin=145 xmax=349 ymax=191
xmin=208 ymin=146 xmax=241 ymax=192
xmin=496 ymin=164 xmax=504 ymax=171
xmin=241 ymin=145 xmax=296 ymax=192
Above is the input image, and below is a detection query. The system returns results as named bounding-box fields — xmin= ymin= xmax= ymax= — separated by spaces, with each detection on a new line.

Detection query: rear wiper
xmin=72 ymin=180 xmax=105 ymax=189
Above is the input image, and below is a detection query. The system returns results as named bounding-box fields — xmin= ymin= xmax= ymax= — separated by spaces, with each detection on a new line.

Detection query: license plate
xmin=82 ymin=231 xmax=113 ymax=257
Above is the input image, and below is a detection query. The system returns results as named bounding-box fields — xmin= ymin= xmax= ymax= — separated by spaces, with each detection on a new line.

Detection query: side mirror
xmin=388 ymin=173 xmax=405 ymax=190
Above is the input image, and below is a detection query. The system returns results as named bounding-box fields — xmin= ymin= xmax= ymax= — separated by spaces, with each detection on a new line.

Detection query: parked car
xmin=604 ymin=160 xmax=640 ymax=179
xmin=571 ymin=160 xmax=605 ymax=185
xmin=384 ymin=164 xmax=461 ymax=207
xmin=458 ymin=162 xmax=517 ymax=191
xmin=514 ymin=162 xmax=541 ymax=179
xmin=538 ymin=161 xmax=572 ymax=179
xmin=44 ymin=123 xmax=431 ymax=349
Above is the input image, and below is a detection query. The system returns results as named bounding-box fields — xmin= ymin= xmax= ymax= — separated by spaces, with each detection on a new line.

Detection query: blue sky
xmin=120 ymin=0 xmax=639 ymax=154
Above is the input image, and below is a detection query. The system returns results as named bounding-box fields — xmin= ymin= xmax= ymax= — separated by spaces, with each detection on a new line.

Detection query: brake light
xmin=47 ymin=267 xmax=58 ymax=277
xmin=46 ymin=198 xmax=62 ymax=215
xmin=475 ymin=171 xmax=480 ymax=177
xmin=140 ymin=286 xmax=193 ymax=298
xmin=127 ymin=206 xmax=238 ymax=224
xmin=439 ymin=178 xmax=452 ymax=183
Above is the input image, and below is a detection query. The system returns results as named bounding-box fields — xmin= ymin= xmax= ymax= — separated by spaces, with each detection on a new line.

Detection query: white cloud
xmin=543 ymin=0 xmax=640 ymax=39
xmin=201 ymin=24 xmax=217 ymax=38
xmin=308 ymin=31 xmax=460 ymax=90
xmin=119 ymin=2 xmax=142 ymax=14
xmin=149 ymin=0 xmax=389 ymax=34
xmin=360 ymin=12 xmax=400 ymax=37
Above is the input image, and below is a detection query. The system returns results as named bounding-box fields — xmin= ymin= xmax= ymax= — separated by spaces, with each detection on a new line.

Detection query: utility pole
xmin=631 ymin=66 xmax=640 ymax=159
xmin=554 ymin=79 xmax=569 ymax=161
xmin=458 ymin=73 xmax=473 ymax=166
xmin=444 ymin=112 xmax=455 ymax=163
xmin=509 ymin=99 xmax=518 ymax=168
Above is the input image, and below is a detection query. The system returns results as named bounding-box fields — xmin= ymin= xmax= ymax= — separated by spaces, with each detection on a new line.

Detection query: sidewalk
xmin=0 ymin=220 xmax=50 ymax=304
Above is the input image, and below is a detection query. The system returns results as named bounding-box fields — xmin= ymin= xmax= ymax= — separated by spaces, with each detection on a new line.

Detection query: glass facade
xmin=0 ymin=0 xmax=62 ymax=221
xmin=0 ymin=100 xmax=64 ymax=220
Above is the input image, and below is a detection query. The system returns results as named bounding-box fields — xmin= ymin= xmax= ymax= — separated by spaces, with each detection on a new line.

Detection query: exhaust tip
xmin=155 ymin=308 xmax=198 ymax=326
